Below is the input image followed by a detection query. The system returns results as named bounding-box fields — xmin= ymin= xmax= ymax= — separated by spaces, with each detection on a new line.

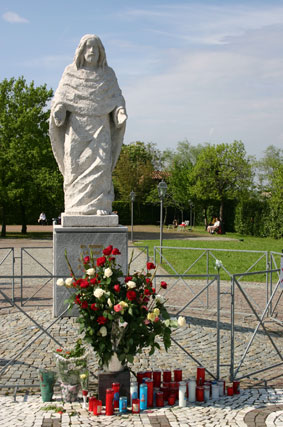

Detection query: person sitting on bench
xmin=207 ymin=217 xmax=220 ymax=234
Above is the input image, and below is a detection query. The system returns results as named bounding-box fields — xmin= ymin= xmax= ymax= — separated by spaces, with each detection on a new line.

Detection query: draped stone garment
xmin=49 ymin=63 xmax=126 ymax=215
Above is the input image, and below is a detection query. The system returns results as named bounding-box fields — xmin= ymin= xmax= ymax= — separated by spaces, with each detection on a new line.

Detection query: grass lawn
xmin=134 ymin=227 xmax=283 ymax=282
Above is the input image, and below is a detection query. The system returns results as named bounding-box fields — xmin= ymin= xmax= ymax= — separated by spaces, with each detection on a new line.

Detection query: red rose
xmin=125 ymin=276 xmax=132 ymax=283
xmin=112 ymin=248 xmax=121 ymax=255
xmin=103 ymin=245 xmax=113 ymax=256
xmin=147 ymin=262 xmax=156 ymax=270
xmin=90 ymin=278 xmax=97 ymax=285
xmin=97 ymin=316 xmax=107 ymax=325
xmin=151 ymin=288 xmax=156 ymax=294
xmin=144 ymin=288 xmax=151 ymax=296
xmin=96 ymin=256 xmax=106 ymax=267
xmin=126 ymin=290 xmax=137 ymax=301
xmin=83 ymin=256 xmax=90 ymax=264
xmin=75 ymin=295 xmax=81 ymax=305
xmin=161 ymin=281 xmax=167 ymax=289
xmin=81 ymin=301 xmax=88 ymax=309
xmin=56 ymin=349 xmax=63 ymax=352
xmin=143 ymin=296 xmax=150 ymax=303
xmin=114 ymin=284 xmax=120 ymax=292
xmin=80 ymin=279 xmax=89 ymax=288
xmin=91 ymin=303 xmax=98 ymax=311
xmin=146 ymin=278 xmax=152 ymax=285
xmin=109 ymin=257 xmax=115 ymax=262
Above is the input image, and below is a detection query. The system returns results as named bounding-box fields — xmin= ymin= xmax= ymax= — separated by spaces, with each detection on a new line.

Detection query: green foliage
xmin=234 ymin=198 xmax=270 ymax=237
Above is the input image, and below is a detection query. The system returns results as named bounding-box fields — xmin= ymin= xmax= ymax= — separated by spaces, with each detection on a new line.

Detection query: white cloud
xmin=2 ymin=11 xmax=29 ymax=24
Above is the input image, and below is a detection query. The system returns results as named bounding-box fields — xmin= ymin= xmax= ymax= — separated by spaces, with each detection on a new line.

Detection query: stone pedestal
xmin=53 ymin=224 xmax=128 ymax=317
xmin=98 ymin=368 xmax=130 ymax=405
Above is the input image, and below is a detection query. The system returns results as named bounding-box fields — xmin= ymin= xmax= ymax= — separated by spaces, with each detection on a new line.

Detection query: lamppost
xmin=130 ymin=190 xmax=135 ymax=242
xmin=157 ymin=180 xmax=167 ymax=264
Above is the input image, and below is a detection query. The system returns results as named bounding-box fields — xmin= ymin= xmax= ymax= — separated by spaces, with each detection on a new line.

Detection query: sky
xmin=1 ymin=0 xmax=283 ymax=159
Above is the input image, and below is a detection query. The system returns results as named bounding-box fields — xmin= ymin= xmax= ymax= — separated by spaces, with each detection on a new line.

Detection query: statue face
xmin=83 ymin=38 xmax=99 ymax=67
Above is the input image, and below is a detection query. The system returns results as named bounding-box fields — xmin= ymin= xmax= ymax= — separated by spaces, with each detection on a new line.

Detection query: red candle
xmin=132 ymin=398 xmax=140 ymax=414
xmin=82 ymin=390 xmax=88 ymax=397
xmin=233 ymin=381 xmax=240 ymax=394
xmin=156 ymin=391 xmax=164 ymax=407
xmin=93 ymin=399 xmax=102 ymax=416
xmin=112 ymin=382 xmax=120 ymax=409
xmin=168 ymin=393 xmax=176 ymax=405
xmin=197 ymin=366 xmax=205 ymax=386
xmin=174 ymin=369 xmax=182 ymax=382
xmin=163 ymin=370 xmax=171 ymax=383
xmin=137 ymin=371 xmax=145 ymax=387
xmin=196 ymin=386 xmax=204 ymax=402
xmin=105 ymin=388 xmax=114 ymax=416
xmin=153 ymin=370 xmax=161 ymax=388
xmin=88 ymin=396 xmax=96 ymax=412
xmin=227 ymin=386 xmax=234 ymax=396
xmin=143 ymin=371 xmax=152 ymax=379
xmin=162 ymin=382 xmax=170 ymax=401
xmin=144 ymin=378 xmax=153 ymax=407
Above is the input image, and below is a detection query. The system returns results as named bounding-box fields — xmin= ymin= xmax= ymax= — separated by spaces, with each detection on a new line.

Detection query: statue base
xmin=53 ymin=224 xmax=128 ymax=317
xmin=98 ymin=368 xmax=130 ymax=405
xmin=61 ymin=214 xmax=118 ymax=227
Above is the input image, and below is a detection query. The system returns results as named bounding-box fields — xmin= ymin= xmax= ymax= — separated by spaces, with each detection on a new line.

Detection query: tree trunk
xmin=203 ymin=207 xmax=208 ymax=230
xmin=20 ymin=202 xmax=27 ymax=234
xmin=219 ymin=202 xmax=224 ymax=222
xmin=1 ymin=205 xmax=6 ymax=237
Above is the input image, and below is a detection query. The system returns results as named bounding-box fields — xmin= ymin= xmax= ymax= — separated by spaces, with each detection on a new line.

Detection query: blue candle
xmin=139 ymin=383 xmax=148 ymax=411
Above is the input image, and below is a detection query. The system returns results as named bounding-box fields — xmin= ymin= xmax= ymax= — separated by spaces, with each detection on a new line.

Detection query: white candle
xmin=178 ymin=381 xmax=187 ymax=407
xmin=218 ymin=380 xmax=224 ymax=397
xmin=212 ymin=383 xmax=219 ymax=399
xmin=188 ymin=378 xmax=196 ymax=403
xmin=204 ymin=384 xmax=210 ymax=401
xmin=130 ymin=381 xmax=138 ymax=406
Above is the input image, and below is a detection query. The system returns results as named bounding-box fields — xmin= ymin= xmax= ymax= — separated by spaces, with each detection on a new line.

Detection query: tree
xmin=189 ymin=141 xmax=253 ymax=225
xmin=113 ymin=141 xmax=160 ymax=203
xmin=0 ymin=76 xmax=62 ymax=235
xmin=256 ymin=145 xmax=283 ymax=193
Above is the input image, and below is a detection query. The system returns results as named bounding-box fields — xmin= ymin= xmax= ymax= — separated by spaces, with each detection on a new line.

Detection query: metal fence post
xmin=216 ymin=273 xmax=220 ymax=380
xmin=230 ymin=275 xmax=235 ymax=381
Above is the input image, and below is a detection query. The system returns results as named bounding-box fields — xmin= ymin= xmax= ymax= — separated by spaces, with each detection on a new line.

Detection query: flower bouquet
xmin=57 ymin=245 xmax=182 ymax=370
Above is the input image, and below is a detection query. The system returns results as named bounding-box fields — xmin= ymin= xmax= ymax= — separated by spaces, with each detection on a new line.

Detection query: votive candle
xmin=132 ymin=398 xmax=140 ymax=414
xmin=163 ymin=370 xmax=171 ymax=383
xmin=105 ymin=388 xmax=114 ymax=416
xmin=178 ymin=381 xmax=187 ymax=407
xmin=93 ymin=399 xmax=102 ymax=416
xmin=112 ymin=382 xmax=120 ymax=409
xmin=174 ymin=369 xmax=182 ymax=382
xmin=140 ymin=383 xmax=148 ymax=411
xmin=153 ymin=370 xmax=161 ymax=388
xmin=197 ymin=366 xmax=205 ymax=386
xmin=144 ymin=378 xmax=153 ymax=407
xmin=188 ymin=378 xmax=196 ymax=403
xmin=156 ymin=391 xmax=164 ymax=407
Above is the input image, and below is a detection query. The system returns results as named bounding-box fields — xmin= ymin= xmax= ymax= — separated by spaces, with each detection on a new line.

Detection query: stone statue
xmin=49 ymin=34 xmax=127 ymax=216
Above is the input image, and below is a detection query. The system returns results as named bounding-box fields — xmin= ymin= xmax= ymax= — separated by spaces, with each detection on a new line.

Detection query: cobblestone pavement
xmin=0 ymin=388 xmax=283 ymax=426
xmin=0 ymin=240 xmax=282 ymax=426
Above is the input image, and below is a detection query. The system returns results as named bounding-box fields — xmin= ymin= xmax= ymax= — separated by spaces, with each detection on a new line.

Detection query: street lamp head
xmin=130 ymin=190 xmax=136 ymax=202
xmin=158 ymin=180 xmax=167 ymax=199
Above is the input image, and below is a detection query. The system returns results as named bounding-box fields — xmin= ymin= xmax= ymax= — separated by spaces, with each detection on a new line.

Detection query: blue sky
xmin=1 ymin=0 xmax=283 ymax=158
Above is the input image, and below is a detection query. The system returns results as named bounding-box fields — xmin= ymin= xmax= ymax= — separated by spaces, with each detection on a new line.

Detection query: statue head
xmin=74 ymin=34 xmax=108 ymax=69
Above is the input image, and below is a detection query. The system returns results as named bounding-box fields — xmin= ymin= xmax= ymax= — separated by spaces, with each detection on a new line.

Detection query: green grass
xmin=135 ymin=231 xmax=283 ymax=282
xmin=0 ymin=232 xmax=52 ymax=240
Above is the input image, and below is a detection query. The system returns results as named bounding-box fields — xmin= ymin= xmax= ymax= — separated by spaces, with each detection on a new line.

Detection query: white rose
xmin=103 ymin=267 xmax=113 ymax=278
xmin=99 ymin=326 xmax=107 ymax=337
xmin=215 ymin=259 xmax=223 ymax=270
xmin=127 ymin=280 xmax=136 ymax=289
xmin=56 ymin=278 xmax=65 ymax=287
xmin=93 ymin=288 xmax=105 ymax=299
xmin=86 ymin=268 xmax=95 ymax=276
xmin=65 ymin=277 xmax=73 ymax=287
xmin=155 ymin=294 xmax=165 ymax=304
xmin=178 ymin=316 xmax=186 ymax=327
xmin=107 ymin=298 xmax=112 ymax=307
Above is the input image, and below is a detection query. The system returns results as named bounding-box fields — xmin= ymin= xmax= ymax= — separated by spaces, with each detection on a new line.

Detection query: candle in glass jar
xmin=144 ymin=378 xmax=153 ymax=407
xmin=179 ymin=381 xmax=187 ymax=407
xmin=168 ymin=393 xmax=176 ymax=405
xmin=196 ymin=386 xmax=204 ymax=402
xmin=204 ymin=384 xmax=210 ymax=401
xmin=153 ymin=370 xmax=161 ymax=388
xmin=143 ymin=371 xmax=152 ymax=379
xmin=112 ymin=382 xmax=120 ymax=409
xmin=211 ymin=382 xmax=219 ymax=400
xmin=156 ymin=391 xmax=164 ymax=407
xmin=233 ymin=381 xmax=240 ymax=394
xmin=188 ymin=378 xmax=196 ymax=403
xmin=137 ymin=371 xmax=145 ymax=387
xmin=105 ymin=388 xmax=114 ymax=416
xmin=140 ymin=383 xmax=148 ymax=411
xmin=227 ymin=385 xmax=234 ymax=396
xmin=130 ymin=381 xmax=138 ymax=406
xmin=174 ymin=369 xmax=182 ymax=382
xmin=163 ymin=370 xmax=171 ymax=383
xmin=218 ymin=380 xmax=225 ymax=396
xmin=132 ymin=398 xmax=140 ymax=413
xmin=88 ymin=396 xmax=96 ymax=412
xmin=93 ymin=399 xmax=102 ymax=416
xmin=196 ymin=366 xmax=205 ymax=386
xmin=119 ymin=396 xmax=127 ymax=413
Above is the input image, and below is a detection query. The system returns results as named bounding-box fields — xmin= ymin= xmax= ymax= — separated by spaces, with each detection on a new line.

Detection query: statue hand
xmin=116 ymin=108 xmax=127 ymax=127
xmin=53 ymin=104 xmax=66 ymax=127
